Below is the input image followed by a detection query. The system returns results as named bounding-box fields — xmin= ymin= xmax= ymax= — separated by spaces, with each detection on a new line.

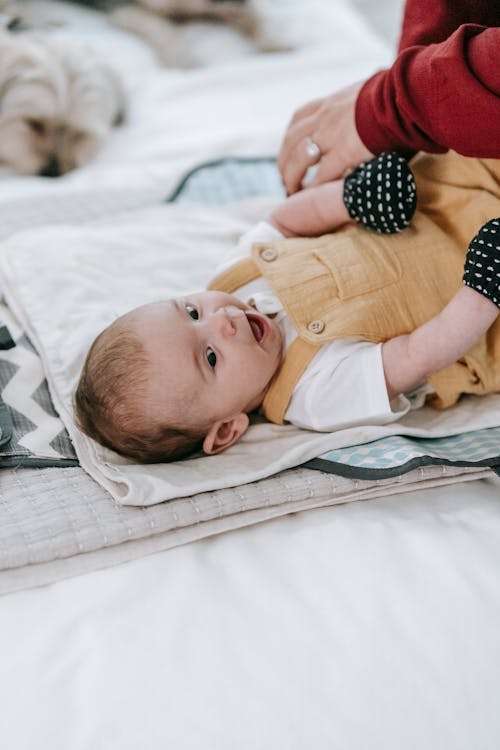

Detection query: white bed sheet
xmin=1 ymin=1 xmax=500 ymax=748
xmin=1 ymin=477 xmax=500 ymax=749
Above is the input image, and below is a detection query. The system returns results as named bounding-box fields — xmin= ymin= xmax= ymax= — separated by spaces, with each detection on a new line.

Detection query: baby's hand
xmin=463 ymin=218 xmax=500 ymax=306
xmin=269 ymin=179 xmax=348 ymax=237
xmin=343 ymin=152 xmax=416 ymax=234
xmin=270 ymin=152 xmax=417 ymax=238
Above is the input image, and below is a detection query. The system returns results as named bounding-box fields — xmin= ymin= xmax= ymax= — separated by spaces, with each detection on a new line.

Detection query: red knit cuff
xmin=468 ymin=29 xmax=500 ymax=95
xmin=354 ymin=70 xmax=421 ymax=157
xmin=355 ymin=25 xmax=500 ymax=158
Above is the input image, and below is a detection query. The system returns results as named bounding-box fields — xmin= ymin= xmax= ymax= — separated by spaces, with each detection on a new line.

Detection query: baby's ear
xmin=203 ymin=413 xmax=249 ymax=455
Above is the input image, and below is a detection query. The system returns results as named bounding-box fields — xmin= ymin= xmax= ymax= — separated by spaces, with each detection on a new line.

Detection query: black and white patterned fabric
xmin=343 ymin=151 xmax=417 ymax=234
xmin=0 ymin=300 xmax=77 ymax=467
xmin=463 ymin=218 xmax=500 ymax=306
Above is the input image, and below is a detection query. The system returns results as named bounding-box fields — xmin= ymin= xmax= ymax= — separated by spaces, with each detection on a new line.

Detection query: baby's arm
xmin=382 ymin=219 xmax=500 ymax=399
xmin=270 ymin=179 xmax=349 ymax=237
xmin=270 ymin=152 xmax=417 ymax=238
xmin=382 ymin=286 xmax=498 ymax=399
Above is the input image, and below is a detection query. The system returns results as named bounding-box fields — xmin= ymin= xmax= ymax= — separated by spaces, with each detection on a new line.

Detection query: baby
xmin=74 ymin=153 xmax=500 ymax=462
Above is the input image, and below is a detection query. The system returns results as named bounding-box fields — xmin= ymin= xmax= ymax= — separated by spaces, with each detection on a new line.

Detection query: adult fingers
xmin=307 ymin=150 xmax=347 ymax=187
xmin=278 ymin=115 xmax=322 ymax=195
xmin=278 ymin=81 xmax=368 ymax=193
xmin=278 ymin=92 xmax=351 ymax=193
xmin=280 ymin=135 xmax=323 ymax=195
xmin=277 ymin=100 xmax=323 ymax=184
xmin=286 ymin=97 xmax=324 ymax=129
xmin=308 ymin=127 xmax=374 ymax=188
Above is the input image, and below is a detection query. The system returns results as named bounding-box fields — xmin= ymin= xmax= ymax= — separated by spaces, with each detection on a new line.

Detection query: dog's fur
xmin=110 ymin=0 xmax=290 ymax=68
xmin=0 ymin=28 xmax=124 ymax=175
xmin=137 ymin=0 xmax=259 ymax=36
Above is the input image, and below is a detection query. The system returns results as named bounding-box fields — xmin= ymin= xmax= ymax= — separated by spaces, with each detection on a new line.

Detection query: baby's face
xmin=126 ymin=290 xmax=283 ymax=430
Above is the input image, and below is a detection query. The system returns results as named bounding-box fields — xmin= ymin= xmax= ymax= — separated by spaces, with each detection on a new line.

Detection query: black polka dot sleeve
xmin=343 ymin=152 xmax=417 ymax=234
xmin=463 ymin=218 xmax=500 ymax=307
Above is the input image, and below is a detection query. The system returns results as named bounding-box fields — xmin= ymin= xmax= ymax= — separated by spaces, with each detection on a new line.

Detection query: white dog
xmin=0 ymin=30 xmax=125 ymax=176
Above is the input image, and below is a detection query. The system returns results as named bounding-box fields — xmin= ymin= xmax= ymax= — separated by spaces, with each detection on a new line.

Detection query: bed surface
xmin=2 ymin=477 xmax=500 ymax=749
xmin=1 ymin=1 xmax=500 ymax=748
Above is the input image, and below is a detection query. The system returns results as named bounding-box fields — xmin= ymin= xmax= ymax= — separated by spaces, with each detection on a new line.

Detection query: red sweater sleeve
xmin=355 ymin=24 xmax=500 ymax=157
xmin=397 ymin=0 xmax=499 ymax=49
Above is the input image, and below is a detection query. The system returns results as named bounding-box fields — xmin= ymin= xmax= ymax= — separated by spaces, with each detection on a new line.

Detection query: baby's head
xmin=75 ymin=291 xmax=283 ymax=462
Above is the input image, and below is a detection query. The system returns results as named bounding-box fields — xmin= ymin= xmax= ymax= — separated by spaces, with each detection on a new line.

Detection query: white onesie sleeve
xmin=285 ymin=338 xmax=420 ymax=431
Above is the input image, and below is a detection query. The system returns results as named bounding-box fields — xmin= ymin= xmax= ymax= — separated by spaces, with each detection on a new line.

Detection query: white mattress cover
xmin=1 ymin=477 xmax=500 ymax=749
xmin=1 ymin=2 xmax=500 ymax=747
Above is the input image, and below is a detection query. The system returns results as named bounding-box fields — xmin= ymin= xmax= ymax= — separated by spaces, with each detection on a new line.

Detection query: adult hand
xmin=277 ymin=81 xmax=374 ymax=195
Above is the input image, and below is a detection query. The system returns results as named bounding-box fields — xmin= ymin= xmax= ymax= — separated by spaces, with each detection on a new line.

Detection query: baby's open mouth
xmin=246 ymin=312 xmax=266 ymax=343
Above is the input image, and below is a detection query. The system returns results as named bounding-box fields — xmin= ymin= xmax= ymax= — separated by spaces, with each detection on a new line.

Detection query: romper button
xmin=307 ymin=319 xmax=325 ymax=334
xmin=260 ymin=247 xmax=278 ymax=262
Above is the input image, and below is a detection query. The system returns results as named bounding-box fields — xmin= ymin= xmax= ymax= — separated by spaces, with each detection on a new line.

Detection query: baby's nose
xmin=225 ymin=305 xmax=246 ymax=321
xmin=213 ymin=306 xmax=244 ymax=335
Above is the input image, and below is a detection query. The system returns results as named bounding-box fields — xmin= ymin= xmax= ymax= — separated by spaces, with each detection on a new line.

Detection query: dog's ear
xmin=0 ymin=32 xmax=22 ymax=103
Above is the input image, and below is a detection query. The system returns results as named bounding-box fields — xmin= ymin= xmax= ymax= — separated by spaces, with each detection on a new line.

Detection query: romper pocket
xmin=314 ymin=231 xmax=402 ymax=300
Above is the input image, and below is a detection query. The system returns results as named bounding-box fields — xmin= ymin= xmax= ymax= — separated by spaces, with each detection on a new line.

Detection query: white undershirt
xmin=218 ymin=221 xmax=431 ymax=432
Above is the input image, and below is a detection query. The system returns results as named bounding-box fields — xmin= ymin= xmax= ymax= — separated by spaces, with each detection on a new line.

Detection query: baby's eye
xmin=206 ymin=347 xmax=217 ymax=368
xmin=185 ymin=304 xmax=199 ymax=320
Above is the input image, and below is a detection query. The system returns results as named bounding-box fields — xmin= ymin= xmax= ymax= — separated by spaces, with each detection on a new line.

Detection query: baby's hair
xmin=74 ymin=319 xmax=205 ymax=463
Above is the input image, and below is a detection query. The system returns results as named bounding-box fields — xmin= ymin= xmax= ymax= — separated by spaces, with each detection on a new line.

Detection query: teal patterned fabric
xmin=305 ymin=429 xmax=500 ymax=479
xmin=166 ymin=156 xmax=285 ymax=205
